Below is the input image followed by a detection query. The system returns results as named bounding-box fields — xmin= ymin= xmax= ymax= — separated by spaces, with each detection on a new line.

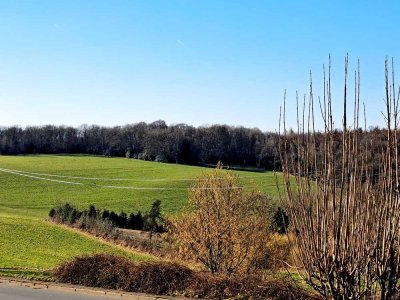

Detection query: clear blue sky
xmin=0 ymin=0 xmax=399 ymax=131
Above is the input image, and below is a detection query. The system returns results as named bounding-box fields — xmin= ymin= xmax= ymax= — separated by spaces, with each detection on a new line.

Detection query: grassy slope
xmin=0 ymin=215 xmax=151 ymax=269
xmin=0 ymin=155 xmax=280 ymax=217
xmin=0 ymin=155 xmax=280 ymax=277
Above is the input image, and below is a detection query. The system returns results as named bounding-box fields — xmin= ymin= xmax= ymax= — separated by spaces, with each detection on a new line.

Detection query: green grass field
xmin=0 ymin=155 xmax=281 ymax=278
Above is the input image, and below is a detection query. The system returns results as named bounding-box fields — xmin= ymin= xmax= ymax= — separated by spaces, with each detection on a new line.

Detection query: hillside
xmin=0 ymin=155 xmax=280 ymax=278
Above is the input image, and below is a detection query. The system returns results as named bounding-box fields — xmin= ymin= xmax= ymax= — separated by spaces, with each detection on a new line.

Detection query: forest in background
xmin=0 ymin=121 xmax=279 ymax=169
xmin=0 ymin=121 xmax=389 ymax=171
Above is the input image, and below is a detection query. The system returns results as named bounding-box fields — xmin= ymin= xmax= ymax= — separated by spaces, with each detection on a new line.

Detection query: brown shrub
xmin=53 ymin=254 xmax=318 ymax=299
xmin=53 ymin=254 xmax=193 ymax=295
xmin=125 ymin=261 xmax=194 ymax=294
xmin=169 ymin=167 xmax=272 ymax=275
xmin=186 ymin=273 xmax=319 ymax=300
xmin=53 ymin=254 xmax=135 ymax=289
xmin=263 ymin=234 xmax=296 ymax=271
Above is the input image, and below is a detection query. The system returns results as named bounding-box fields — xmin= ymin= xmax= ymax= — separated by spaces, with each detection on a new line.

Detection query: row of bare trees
xmin=0 ymin=122 xmax=278 ymax=168
xmin=280 ymin=57 xmax=400 ymax=299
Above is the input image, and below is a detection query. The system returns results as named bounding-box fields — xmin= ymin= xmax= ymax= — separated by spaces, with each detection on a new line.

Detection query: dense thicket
xmin=0 ymin=122 xmax=279 ymax=169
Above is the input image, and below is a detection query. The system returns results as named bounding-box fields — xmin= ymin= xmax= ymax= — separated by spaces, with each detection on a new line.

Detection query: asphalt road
xmin=0 ymin=284 xmax=114 ymax=300
xmin=0 ymin=281 xmax=154 ymax=300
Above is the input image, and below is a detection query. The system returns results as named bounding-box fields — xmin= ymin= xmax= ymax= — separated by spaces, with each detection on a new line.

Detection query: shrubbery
xmin=53 ymin=254 xmax=194 ymax=294
xmin=169 ymin=167 xmax=274 ymax=275
xmin=49 ymin=201 xmax=165 ymax=233
xmin=53 ymin=254 xmax=317 ymax=300
xmin=49 ymin=201 xmax=169 ymax=255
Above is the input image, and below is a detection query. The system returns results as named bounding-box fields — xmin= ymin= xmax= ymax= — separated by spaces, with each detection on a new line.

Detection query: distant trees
xmin=0 ymin=120 xmax=391 ymax=172
xmin=0 ymin=122 xmax=280 ymax=170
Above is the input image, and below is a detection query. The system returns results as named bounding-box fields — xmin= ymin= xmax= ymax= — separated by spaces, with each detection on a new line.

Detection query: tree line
xmin=0 ymin=121 xmax=279 ymax=169
xmin=0 ymin=121 xmax=390 ymax=173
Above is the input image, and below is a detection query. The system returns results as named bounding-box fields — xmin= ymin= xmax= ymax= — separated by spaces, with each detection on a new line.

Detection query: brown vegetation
xmin=279 ymin=56 xmax=400 ymax=299
xmin=53 ymin=253 xmax=317 ymax=300
xmin=168 ymin=165 xmax=272 ymax=275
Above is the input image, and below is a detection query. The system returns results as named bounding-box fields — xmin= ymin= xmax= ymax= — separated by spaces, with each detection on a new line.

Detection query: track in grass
xmin=0 ymin=155 xmax=280 ymax=218
xmin=0 ymin=167 xmax=280 ymax=191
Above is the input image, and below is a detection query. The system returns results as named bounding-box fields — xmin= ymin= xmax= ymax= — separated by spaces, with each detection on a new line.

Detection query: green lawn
xmin=0 ymin=155 xmax=281 ymax=278
xmin=0 ymin=155 xmax=280 ymax=217
xmin=0 ymin=215 xmax=151 ymax=267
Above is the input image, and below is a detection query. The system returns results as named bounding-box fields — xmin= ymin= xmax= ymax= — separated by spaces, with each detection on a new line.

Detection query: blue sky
xmin=0 ymin=0 xmax=399 ymax=131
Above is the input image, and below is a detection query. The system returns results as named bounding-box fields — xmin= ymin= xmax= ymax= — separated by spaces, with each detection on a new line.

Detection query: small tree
xmin=117 ymin=211 xmax=128 ymax=228
xmin=144 ymin=200 xmax=165 ymax=236
xmin=87 ymin=205 xmax=97 ymax=219
xmin=169 ymin=166 xmax=271 ymax=275
xmin=128 ymin=212 xmax=144 ymax=230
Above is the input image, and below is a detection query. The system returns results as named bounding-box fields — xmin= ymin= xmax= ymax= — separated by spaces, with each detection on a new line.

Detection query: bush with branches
xmin=169 ymin=165 xmax=273 ymax=275
xmin=279 ymin=56 xmax=400 ymax=299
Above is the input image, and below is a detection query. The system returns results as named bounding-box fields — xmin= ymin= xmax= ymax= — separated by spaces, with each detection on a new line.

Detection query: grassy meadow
xmin=0 ymin=155 xmax=280 ymax=278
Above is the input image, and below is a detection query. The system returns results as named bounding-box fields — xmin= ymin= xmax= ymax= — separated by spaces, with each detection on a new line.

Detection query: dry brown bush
xmin=123 ymin=261 xmax=194 ymax=295
xmin=53 ymin=254 xmax=193 ymax=294
xmin=168 ymin=165 xmax=273 ymax=275
xmin=53 ymin=254 xmax=134 ymax=290
xmin=53 ymin=253 xmax=317 ymax=299
xmin=186 ymin=273 xmax=319 ymax=300
xmin=263 ymin=233 xmax=295 ymax=271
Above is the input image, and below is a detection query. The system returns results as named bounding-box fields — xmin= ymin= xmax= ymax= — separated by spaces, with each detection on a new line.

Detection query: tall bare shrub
xmin=373 ymin=59 xmax=400 ymax=300
xmin=279 ymin=56 xmax=400 ymax=299
xmin=169 ymin=165 xmax=271 ymax=275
